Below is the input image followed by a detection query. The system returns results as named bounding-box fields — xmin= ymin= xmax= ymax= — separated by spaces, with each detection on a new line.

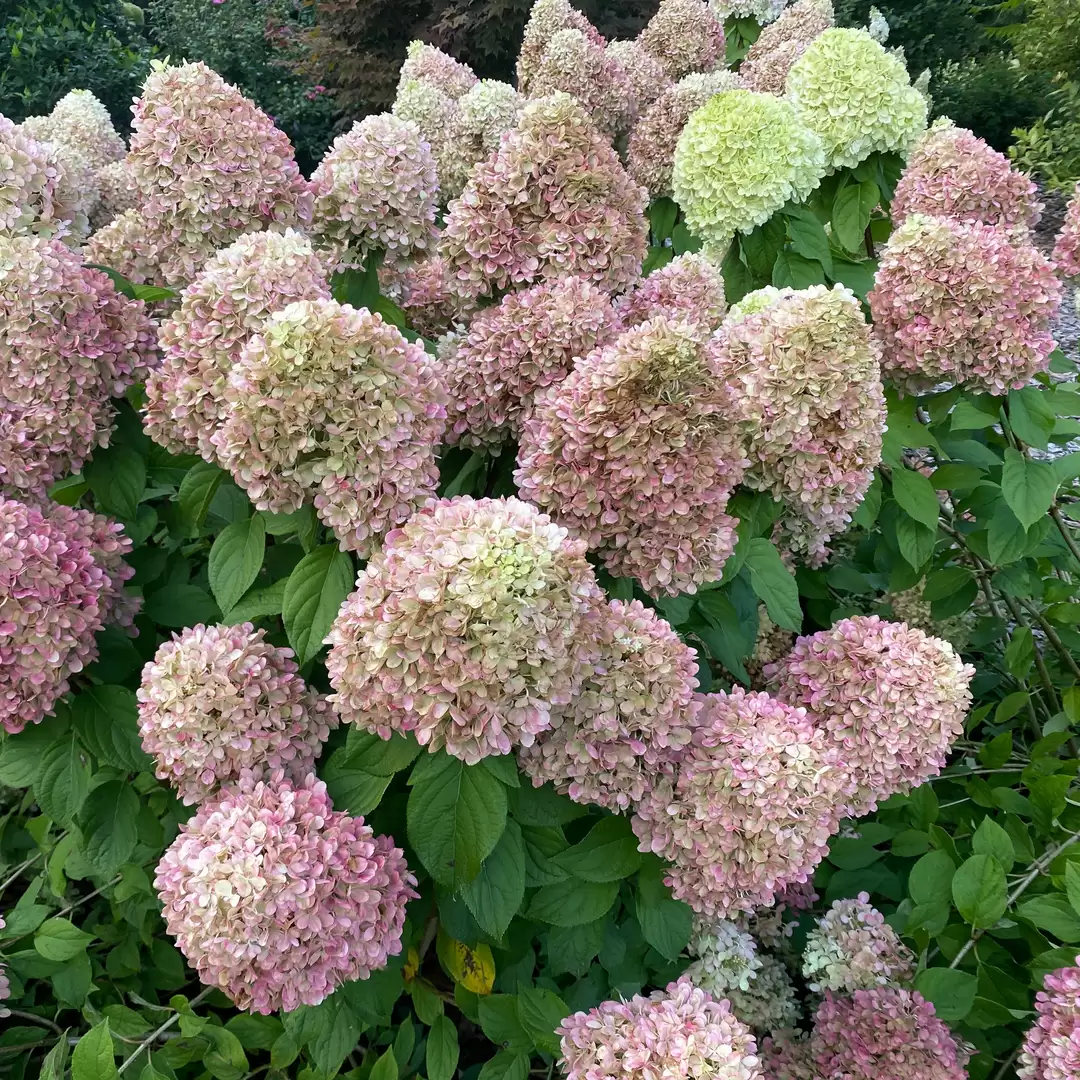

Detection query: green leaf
xmin=282 ymin=544 xmax=354 ymax=665
xmin=480 ymin=753 xmax=520 ymax=788
xmin=478 ymin=996 xmax=531 ymax=1053
xmin=507 ymin=782 xmax=589 ymax=827
xmin=552 ymin=817 xmax=642 ymax=882
xmin=209 ymin=515 xmax=267 ymax=615
xmin=832 ymin=179 xmax=878 ymax=251
xmin=345 ymin=730 xmax=422 ymax=775
xmin=477 ymin=1053 xmax=529 ymax=1080
xmin=462 ymin=821 xmax=526 ymax=938
xmin=36 ymin=733 xmax=91 ymax=826
xmin=1005 ymin=626 xmax=1034 ymax=679
xmin=1018 ymin=896 xmax=1080 ymax=942
xmin=407 ymin=754 xmax=508 ymax=889
xmin=913 ymin=968 xmax=978 ymax=1023
xmin=40 ymin=1033 xmax=70 ymax=1080
xmin=743 ymin=538 xmax=802 ymax=631
xmin=332 ymin=258 xmax=382 ymax=308
xmin=223 ymin=579 xmax=288 ymax=624
xmin=952 ymin=854 xmax=1007 ymax=928
xmin=1008 ymin=387 xmax=1055 ymax=449
xmin=987 ymin=501 xmax=1033 ymax=566
xmin=784 ymin=208 xmax=833 ymax=274
xmin=891 ymin=466 xmax=940 ymax=528
xmin=322 ymin=750 xmax=393 ymax=816
xmin=972 ymin=818 xmax=1015 ymax=874
xmin=0 ymin=716 xmax=62 ymax=787
xmin=516 ymin=988 xmax=568 ymax=1056
xmin=72 ymin=1021 xmax=117 ymax=1080
xmin=895 ymin=515 xmax=937 ymax=569
xmin=979 ymin=731 xmax=1013 ymax=769
xmin=1000 ymin=448 xmax=1059 ymax=529
xmin=86 ymin=446 xmax=146 ymax=521
xmin=369 ymin=1048 xmax=398 ymax=1080
xmin=203 ymin=1027 xmax=249 ymax=1080
xmin=772 ymin=250 xmax=827 ymax=288
xmin=79 ymin=780 xmax=139 ymax=875
xmin=177 ymin=461 xmax=226 ymax=536
xmin=71 ymin=685 xmax=150 ymax=773
xmin=526 ymin=878 xmax=619 ymax=926
xmin=648 ymin=197 xmax=678 ymax=243
xmin=908 ymin=850 xmax=956 ymax=906
xmin=35 ymin=917 xmax=94 ymax=961
xmin=721 ymin=242 xmax=754 ymax=304
xmin=132 ymin=283 xmax=178 ymax=303
xmin=548 ymin=919 xmax=607 ymax=976
xmin=143 ymin=584 xmax=219 ymax=627
xmin=426 ymin=1016 xmax=459 ymax=1080
xmin=1067 ymin=861 xmax=1080 ymax=918
xmin=636 ymin=860 xmax=693 ymax=961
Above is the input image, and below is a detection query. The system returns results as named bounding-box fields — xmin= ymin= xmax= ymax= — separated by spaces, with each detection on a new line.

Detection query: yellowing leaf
xmin=438 ymin=931 xmax=495 ymax=995
xmin=403 ymin=948 xmax=421 ymax=982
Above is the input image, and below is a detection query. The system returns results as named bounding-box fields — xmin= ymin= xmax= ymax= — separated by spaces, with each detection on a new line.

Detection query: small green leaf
xmin=891 ymin=466 xmax=940 ymax=528
xmin=223 ymin=579 xmax=287 ymax=623
xmin=913 ymin=968 xmax=977 ymax=1023
xmin=71 ymin=685 xmax=150 ymax=773
xmin=832 ymin=179 xmax=879 ymax=251
xmin=79 ymin=780 xmax=139 ymax=875
xmin=143 ymin=584 xmax=219 ymax=627
xmin=1018 ymin=896 xmax=1080 ymax=942
xmin=784 ymin=208 xmax=833 ymax=273
xmin=36 ymin=733 xmax=91 ymax=826
xmin=369 ymin=1048 xmax=398 ymax=1080
xmin=86 ymin=446 xmax=146 ymax=521
xmin=516 ymin=988 xmax=568 ymax=1056
xmin=72 ymin=1020 xmax=117 ymax=1080
xmin=908 ymin=850 xmax=956 ymax=906
xmin=636 ymin=858 xmax=693 ymax=961
xmin=1008 ymin=387 xmax=1055 ymax=449
xmin=35 ymin=917 xmax=94 ymax=961
xmin=552 ymin=817 xmax=642 ymax=882
xmin=40 ymin=1033 xmax=70 ymax=1080
xmin=1001 ymin=448 xmax=1059 ymax=529
xmin=208 ymin=515 xmax=266 ymax=615
xmin=972 ymin=818 xmax=1015 ymax=875
xmin=743 ymin=537 xmax=802 ymax=631
xmin=177 ymin=461 xmax=226 ymax=536
xmin=772 ymin=250 xmax=827 ymax=288
xmin=526 ymin=878 xmax=619 ymax=927
xmin=282 ymin=544 xmax=354 ymax=665
xmin=952 ymin=854 xmax=1007 ymax=928
xmin=477 ymin=1052 xmax=529 ymax=1080
xmin=426 ymin=1016 xmax=459 ymax=1080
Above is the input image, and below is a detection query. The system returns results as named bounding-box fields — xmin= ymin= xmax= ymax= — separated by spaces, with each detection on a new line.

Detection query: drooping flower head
xmin=398 ymin=40 xmax=478 ymax=99
xmin=327 ymin=496 xmax=603 ymax=764
xmin=519 ymin=599 xmax=701 ymax=810
xmin=724 ymin=955 xmax=802 ymax=1035
xmin=311 ymin=113 xmax=439 ymax=271
xmin=90 ymin=160 xmax=137 ymax=229
xmin=137 ymin=623 xmax=336 ymax=805
xmin=615 ymin=252 xmax=728 ymax=331
xmin=1019 ymin=956 xmax=1080 ymax=1080
xmin=25 ymin=89 xmax=125 ymax=171
xmin=439 ymin=274 xmax=620 ymax=452
xmin=0 ymin=116 xmax=63 ymax=236
xmin=869 ymin=213 xmax=1061 ymax=395
xmin=686 ymin=919 xmax=763 ymax=994
xmin=557 ymin=976 xmax=762 ymax=1080
xmin=810 ymin=989 xmax=969 ymax=1080
xmin=215 ymin=299 xmax=447 ymax=556
xmin=517 ymin=0 xmax=606 ymax=94
xmin=1053 ymin=182 xmax=1080 ymax=278
xmin=768 ymin=614 xmax=974 ymax=814
xmin=632 ymin=688 xmax=852 ymax=917
xmin=516 ymin=315 xmax=748 ymax=596
xmin=154 ymin=774 xmax=417 ymax=1014
xmin=145 ymin=228 xmax=330 ymax=459
xmin=441 ymin=93 xmax=648 ymax=301
xmin=1 ymin=234 xmax=157 ymax=497
xmin=672 ymin=90 xmax=825 ymax=251
xmin=605 ymin=41 xmax=672 ymax=117
xmin=786 ymin=28 xmax=927 ymax=170
xmin=639 ymin=0 xmax=726 ymax=80
xmin=738 ymin=0 xmax=834 ymax=94
xmin=1 ymin=497 xmax=135 ymax=735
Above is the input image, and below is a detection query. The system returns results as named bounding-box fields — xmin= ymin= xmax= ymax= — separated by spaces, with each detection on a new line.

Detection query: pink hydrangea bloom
xmin=803 ymin=891 xmax=914 ymax=991
xmin=869 ymin=213 xmax=1061 ymax=395
xmin=144 ymin=228 xmax=330 ymax=459
xmin=310 ymin=113 xmax=439 ymax=271
xmin=811 ymin=989 xmax=969 ymax=1080
xmin=517 ymin=0 xmax=606 ymax=94
xmin=1053 ymin=183 xmax=1080 ymax=278
xmin=90 ymin=160 xmax=137 ymax=230
xmin=0 ymin=115 xmax=63 ymax=236
xmin=519 ymin=599 xmax=701 ymax=810
xmin=128 ymin=61 xmax=311 ymax=276
xmin=557 ymin=976 xmax=762 ymax=1080
xmin=639 ymin=0 xmax=726 ymax=80
xmin=605 ymin=41 xmax=673 ymax=117
xmin=1 ymin=234 xmax=157 ymax=497
xmin=892 ymin=119 xmax=1042 ymax=231
xmin=440 ymin=93 xmax=648 ymax=301
xmin=440 ymin=275 xmax=620 ymax=452
xmin=155 ymin=773 xmax=417 ymax=1014
xmin=327 ymin=496 xmax=603 ymax=764
xmin=1019 ymin=955 xmax=1080 ymax=1080
xmin=214 ymin=299 xmax=447 ymax=556
xmin=138 ymin=623 xmax=336 ymax=805
xmin=516 ymin=316 xmax=748 ymax=597
xmin=615 ymin=252 xmax=728 ymax=331
xmin=632 ymin=688 xmax=852 ymax=917
xmin=739 ymin=0 xmax=834 ymax=94
xmin=380 ymin=253 xmax=476 ymax=339
xmin=1 ymin=496 xmax=135 ymax=735
xmin=83 ymin=208 xmax=170 ymax=287
xmin=768 ymin=615 xmax=974 ymax=814
xmin=18 ymin=117 xmax=97 ymax=241
xmin=398 ymin=40 xmax=478 ymax=99
xmin=760 ymin=1030 xmax=814 ymax=1080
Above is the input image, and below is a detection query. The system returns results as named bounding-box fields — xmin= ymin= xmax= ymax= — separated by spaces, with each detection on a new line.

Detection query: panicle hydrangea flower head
xmin=760 ymin=1030 xmax=814 ymax=1080
xmin=605 ymin=41 xmax=672 ymax=117
xmin=154 ymin=773 xmax=417 ymax=1014
xmin=687 ymin=919 xmax=763 ymax=994
xmin=90 ymin=160 xmax=137 ymax=229
xmin=892 ymin=118 xmax=1042 ymax=231
xmin=30 ymin=90 xmax=125 ymax=171
xmin=627 ymin=71 xmax=741 ymax=200
xmin=1 ymin=497 xmax=135 ymax=734
xmin=518 ymin=598 xmax=701 ymax=809
xmin=768 ymin=614 xmax=974 ymax=814
xmin=311 ymin=113 xmax=439 ymax=271
xmin=632 ymin=687 xmax=852 ymax=917
xmin=786 ymin=28 xmax=927 ymax=170
xmin=16 ymin=119 xmax=96 ymax=241
xmin=327 ymin=496 xmax=603 ymax=764
xmin=868 ymin=213 xmax=1061 ymax=395
xmin=739 ymin=0 xmax=834 ymax=94
xmin=82 ymin=208 xmax=168 ymax=287
xmin=457 ymin=80 xmax=523 ymax=154
xmin=379 ymin=254 xmax=476 ymax=339
xmin=439 ymin=274 xmax=620 ymax=452
xmin=398 ymin=40 xmax=477 ymax=99
xmin=0 ymin=115 xmax=63 ymax=236
xmin=214 ymin=299 xmax=447 ymax=556
xmin=518 ymin=0 xmax=606 ymax=94
xmin=724 ymin=955 xmax=802 ymax=1034
xmin=1 ymin=234 xmax=157 ymax=497
xmin=516 ymin=315 xmax=748 ymax=596
xmin=392 ymin=80 xmax=468 ymax=200
xmin=138 ymin=623 xmax=336 ymax=805
xmin=129 ymin=61 xmax=311 ymax=266
xmin=672 ymin=90 xmax=825 ymax=251
xmin=803 ymin=891 xmax=914 ymax=991
xmin=145 ymin=228 xmax=330 ymax=459
xmin=440 ymin=93 xmax=648 ymax=301
xmin=639 ymin=0 xmax=726 ymax=80
xmin=716 ymin=284 xmax=884 ymax=561
xmin=810 ymin=989 xmax=968 ymax=1080
xmin=1053 ymin=183 xmax=1080 ymax=278
xmin=1018 ymin=955 xmax=1080 ymax=1080
xmin=557 ymin=976 xmax=763 ymax=1080
xmin=529 ymin=29 xmax=636 ymax=138
xmin=614 ymin=252 xmax=728 ymax=331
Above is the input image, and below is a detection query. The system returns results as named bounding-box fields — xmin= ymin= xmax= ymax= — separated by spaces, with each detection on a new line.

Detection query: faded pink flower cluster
xmin=137 ymin=623 xmax=336 ymax=805
xmin=23 ymin=89 xmax=125 ymax=172
xmin=398 ymin=40 xmax=478 ymax=99
xmin=768 ymin=614 xmax=974 ymax=814
xmin=1 ymin=234 xmax=157 ymax=497
xmin=516 ymin=316 xmax=747 ymax=597
xmin=519 ymin=599 xmax=702 ymax=809
xmin=632 ymin=688 xmax=853 ymax=917
xmin=739 ymin=0 xmax=834 ymax=94
xmin=0 ymin=115 xmax=63 ymax=236
xmin=380 ymin=255 xmax=474 ymax=339
xmin=83 ymin=208 xmax=167 ymax=287
xmin=155 ymin=774 xmax=417 ymax=1014
xmin=557 ymin=976 xmax=762 ymax=1080
xmin=605 ymin=41 xmax=672 ymax=117
xmin=614 ymin=252 xmax=728 ymax=331
xmin=327 ymin=497 xmax=603 ymax=764
xmin=517 ymin=0 xmax=606 ymax=94
xmin=869 ymin=213 xmax=1061 ymax=394
xmin=1053 ymin=183 xmax=1080 ymax=278
xmin=638 ymin=0 xmax=726 ymax=80
xmin=1019 ymin=955 xmax=1080 ymax=1080
xmin=214 ymin=299 xmax=447 ymax=556
xmin=1 ymin=496 xmax=135 ymax=735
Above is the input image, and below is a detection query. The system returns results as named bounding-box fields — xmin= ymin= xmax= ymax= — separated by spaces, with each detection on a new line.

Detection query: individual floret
xmin=1053 ymin=182 xmax=1080 ymax=278
xmin=639 ymin=0 xmax=726 ymax=80
xmin=398 ymin=40 xmax=477 ymax=99
xmin=214 ymin=299 xmax=447 ymax=556
xmin=1019 ymin=955 xmax=1080 ymax=1080
xmin=155 ymin=774 xmax=417 ymax=1013
xmin=686 ymin=919 xmax=763 ymax=994
xmin=327 ymin=497 xmax=602 ymax=764
xmin=767 ymin=614 xmax=974 ymax=814
xmin=724 ymin=955 xmax=802 ymax=1034
xmin=605 ymin=41 xmax=672 ymax=117
xmin=138 ymin=623 xmax=336 ymax=805
xmin=615 ymin=252 xmax=728 ymax=331
xmin=739 ymin=0 xmax=834 ymax=94
xmin=519 ymin=599 xmax=701 ymax=809
xmin=517 ymin=0 xmax=606 ymax=94
xmin=0 ymin=116 xmax=63 ymax=237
